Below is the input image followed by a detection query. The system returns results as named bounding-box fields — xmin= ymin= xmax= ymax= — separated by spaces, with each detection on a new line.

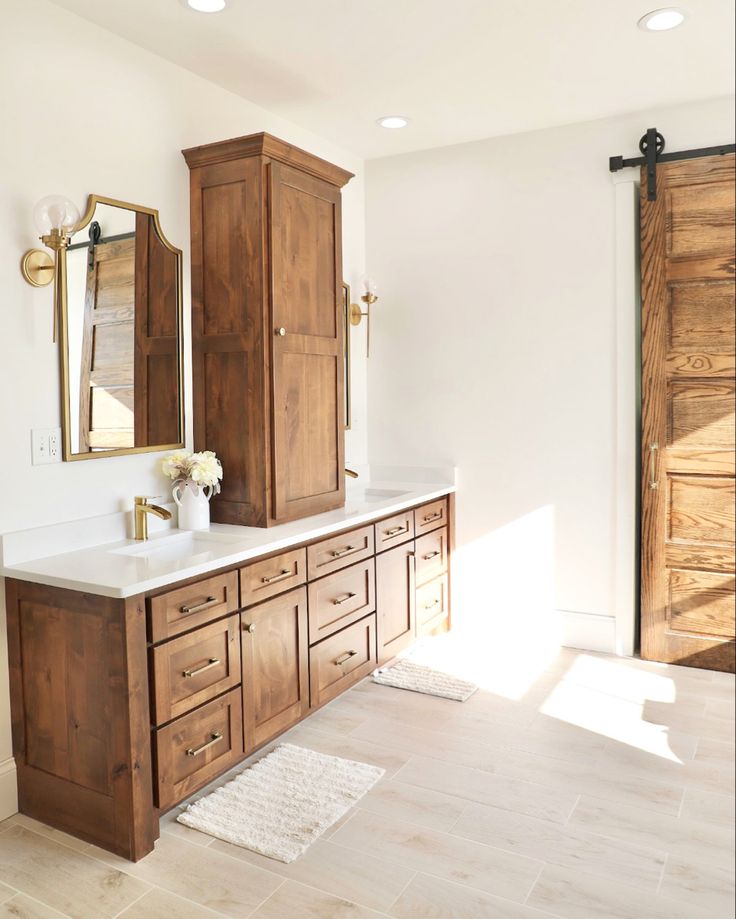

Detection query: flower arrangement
xmin=161 ymin=449 xmax=223 ymax=495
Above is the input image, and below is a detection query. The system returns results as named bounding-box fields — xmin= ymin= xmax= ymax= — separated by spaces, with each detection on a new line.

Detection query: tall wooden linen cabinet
xmin=182 ymin=133 xmax=354 ymax=526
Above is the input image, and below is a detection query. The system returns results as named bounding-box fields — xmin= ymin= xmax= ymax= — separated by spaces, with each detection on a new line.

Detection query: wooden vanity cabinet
xmin=241 ymin=586 xmax=310 ymax=751
xmin=376 ymin=542 xmax=417 ymax=665
xmin=5 ymin=493 xmax=453 ymax=861
xmin=182 ymin=133 xmax=353 ymax=528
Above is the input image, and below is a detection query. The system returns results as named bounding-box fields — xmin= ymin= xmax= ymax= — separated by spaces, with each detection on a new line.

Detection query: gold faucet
xmin=345 ymin=467 xmax=359 ymax=479
xmin=134 ymin=496 xmax=173 ymax=541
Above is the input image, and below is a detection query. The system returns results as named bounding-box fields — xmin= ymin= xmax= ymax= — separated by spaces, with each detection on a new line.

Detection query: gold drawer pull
xmin=185 ymin=732 xmax=223 ymax=757
xmin=384 ymin=525 xmax=408 ymax=537
xmin=261 ymin=568 xmax=292 ymax=584
xmin=180 ymin=596 xmax=217 ymax=614
xmin=424 ymin=598 xmax=441 ymax=609
xmin=333 ymin=592 xmax=357 ymax=606
xmin=423 ymin=550 xmax=441 ymax=560
xmin=422 ymin=511 xmax=443 ymax=524
xmin=182 ymin=658 xmax=220 ymax=679
xmin=334 ymin=650 xmax=358 ymax=666
xmin=331 ymin=544 xmax=357 ymax=558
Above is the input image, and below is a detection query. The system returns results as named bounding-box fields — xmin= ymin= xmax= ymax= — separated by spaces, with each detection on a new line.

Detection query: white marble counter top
xmin=1 ymin=475 xmax=454 ymax=599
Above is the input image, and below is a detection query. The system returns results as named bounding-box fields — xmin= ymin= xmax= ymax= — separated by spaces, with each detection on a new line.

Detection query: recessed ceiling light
xmin=377 ymin=116 xmax=409 ymax=130
xmin=638 ymin=7 xmax=686 ymax=31
xmin=186 ymin=0 xmax=226 ymax=12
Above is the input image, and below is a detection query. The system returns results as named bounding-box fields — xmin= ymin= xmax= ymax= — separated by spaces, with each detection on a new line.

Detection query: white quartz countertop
xmin=1 ymin=481 xmax=454 ymax=599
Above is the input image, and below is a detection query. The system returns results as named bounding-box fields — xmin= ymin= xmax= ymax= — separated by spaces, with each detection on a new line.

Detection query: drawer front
xmin=149 ymin=571 xmax=239 ymax=643
xmin=151 ymin=614 xmax=241 ymax=726
xmin=240 ymin=548 xmax=307 ymax=607
xmin=416 ymin=574 xmax=450 ymax=636
xmin=414 ymin=497 xmax=449 ymax=536
xmin=310 ymin=614 xmax=377 ymax=708
xmin=375 ymin=509 xmax=415 ymax=553
xmin=307 ymin=525 xmax=375 ymax=581
xmin=308 ymin=559 xmax=376 ymax=644
xmin=154 ymin=688 xmax=243 ymax=811
xmin=415 ymin=527 xmax=448 ymax=586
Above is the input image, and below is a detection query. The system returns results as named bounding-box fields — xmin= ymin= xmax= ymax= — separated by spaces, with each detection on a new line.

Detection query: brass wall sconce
xmin=21 ymin=195 xmax=81 ymax=341
xmin=349 ymin=276 xmax=378 ymax=357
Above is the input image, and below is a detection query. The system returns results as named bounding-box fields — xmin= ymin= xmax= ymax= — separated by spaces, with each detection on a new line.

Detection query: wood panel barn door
xmin=640 ymin=154 xmax=735 ymax=672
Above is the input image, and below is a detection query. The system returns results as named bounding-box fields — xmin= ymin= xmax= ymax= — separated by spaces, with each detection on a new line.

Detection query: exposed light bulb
xmin=362 ymin=276 xmax=377 ymax=296
xmin=33 ymin=195 xmax=80 ymax=236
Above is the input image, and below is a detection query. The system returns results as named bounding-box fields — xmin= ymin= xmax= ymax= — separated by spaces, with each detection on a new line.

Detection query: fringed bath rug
xmin=177 ymin=743 xmax=384 ymax=862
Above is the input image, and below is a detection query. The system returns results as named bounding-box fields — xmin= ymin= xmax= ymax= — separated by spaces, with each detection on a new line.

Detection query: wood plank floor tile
xmin=0 ymin=827 xmax=150 ymax=919
xmin=331 ymin=809 xmax=542 ymax=903
xmin=249 ymin=880 xmax=387 ymax=919
xmin=389 ymin=873 xmax=551 ymax=919
xmin=453 ymin=801 xmax=666 ymax=889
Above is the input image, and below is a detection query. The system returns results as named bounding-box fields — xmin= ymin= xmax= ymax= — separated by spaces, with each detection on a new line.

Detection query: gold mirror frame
xmin=59 ymin=194 xmax=185 ymax=461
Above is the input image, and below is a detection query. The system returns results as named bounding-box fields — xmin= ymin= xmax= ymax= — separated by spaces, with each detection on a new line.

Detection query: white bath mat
xmin=176 ymin=743 xmax=384 ymax=863
xmin=372 ymin=658 xmax=478 ymax=701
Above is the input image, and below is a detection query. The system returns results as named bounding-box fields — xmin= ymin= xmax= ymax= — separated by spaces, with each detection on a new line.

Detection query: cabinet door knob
xmin=244 ymin=622 xmax=256 ymax=633
xmin=275 ymin=327 xmax=287 ymax=337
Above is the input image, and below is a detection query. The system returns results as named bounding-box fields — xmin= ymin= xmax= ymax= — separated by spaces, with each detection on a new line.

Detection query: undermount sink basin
xmin=109 ymin=530 xmax=240 ymax=563
xmin=360 ymin=488 xmax=410 ymax=502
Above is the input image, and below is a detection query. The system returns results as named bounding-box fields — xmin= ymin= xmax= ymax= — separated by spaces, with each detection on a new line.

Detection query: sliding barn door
xmin=640 ymin=154 xmax=735 ymax=672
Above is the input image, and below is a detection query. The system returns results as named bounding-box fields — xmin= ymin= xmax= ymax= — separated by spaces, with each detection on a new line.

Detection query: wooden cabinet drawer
xmin=310 ymin=614 xmax=376 ymax=708
xmin=240 ymin=547 xmax=306 ymax=607
xmin=414 ymin=497 xmax=449 ymax=536
xmin=308 ymin=559 xmax=375 ymax=644
xmin=415 ymin=527 xmax=448 ymax=586
xmin=307 ymin=525 xmax=375 ymax=580
xmin=149 ymin=571 xmax=239 ymax=643
xmin=154 ymin=688 xmax=243 ymax=811
xmin=375 ymin=509 xmax=415 ymax=553
xmin=416 ymin=574 xmax=449 ymax=637
xmin=151 ymin=615 xmax=241 ymax=726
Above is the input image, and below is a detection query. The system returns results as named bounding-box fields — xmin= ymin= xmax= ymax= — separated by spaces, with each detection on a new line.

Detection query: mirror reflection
xmin=63 ymin=197 xmax=183 ymax=458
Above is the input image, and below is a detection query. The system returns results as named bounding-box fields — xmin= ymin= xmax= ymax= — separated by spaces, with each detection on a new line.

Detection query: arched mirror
xmin=60 ymin=195 xmax=184 ymax=459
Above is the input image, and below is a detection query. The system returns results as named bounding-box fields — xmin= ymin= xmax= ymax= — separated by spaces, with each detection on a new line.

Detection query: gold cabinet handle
xmin=243 ymin=622 xmax=256 ymax=633
xmin=384 ymin=525 xmax=408 ymax=537
xmin=275 ymin=327 xmax=287 ymax=336
xmin=180 ymin=596 xmax=217 ymax=614
xmin=185 ymin=732 xmax=223 ymax=757
xmin=649 ymin=443 xmax=659 ymax=490
xmin=261 ymin=568 xmax=292 ymax=584
xmin=182 ymin=658 xmax=220 ymax=679
xmin=423 ymin=511 xmax=443 ymax=523
xmin=333 ymin=592 xmax=357 ymax=606
xmin=331 ymin=544 xmax=357 ymax=558
xmin=334 ymin=650 xmax=357 ymax=666
xmin=423 ymin=550 xmax=441 ymax=560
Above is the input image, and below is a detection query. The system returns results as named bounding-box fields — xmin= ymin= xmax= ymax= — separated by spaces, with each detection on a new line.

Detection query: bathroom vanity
xmin=3 ymin=484 xmax=454 ymax=861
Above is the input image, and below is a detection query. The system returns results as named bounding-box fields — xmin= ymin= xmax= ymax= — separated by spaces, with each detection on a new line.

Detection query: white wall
xmin=366 ymin=97 xmax=735 ymax=657
xmin=0 ymin=0 xmax=367 ymax=817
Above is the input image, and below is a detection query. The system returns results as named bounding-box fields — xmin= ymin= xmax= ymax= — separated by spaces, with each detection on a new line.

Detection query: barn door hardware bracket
xmin=609 ymin=128 xmax=735 ymax=201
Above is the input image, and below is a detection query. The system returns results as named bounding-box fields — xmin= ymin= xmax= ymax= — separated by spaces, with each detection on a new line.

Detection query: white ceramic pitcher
xmin=173 ymin=483 xmax=213 ymax=530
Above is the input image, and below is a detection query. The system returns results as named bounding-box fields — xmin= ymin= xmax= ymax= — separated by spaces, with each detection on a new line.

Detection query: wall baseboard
xmin=559 ymin=610 xmax=617 ymax=654
xmin=0 ymin=757 xmax=17 ymax=821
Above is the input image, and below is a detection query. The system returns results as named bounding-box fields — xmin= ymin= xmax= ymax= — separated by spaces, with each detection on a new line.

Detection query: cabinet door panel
xmin=241 ymin=586 xmax=309 ymax=751
xmin=376 ymin=542 xmax=416 ymax=665
xmin=270 ymin=163 xmax=345 ymax=522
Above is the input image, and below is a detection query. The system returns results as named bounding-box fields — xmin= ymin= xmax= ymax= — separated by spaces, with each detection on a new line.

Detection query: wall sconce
xmin=21 ymin=195 xmax=81 ymax=341
xmin=349 ymin=276 xmax=378 ymax=357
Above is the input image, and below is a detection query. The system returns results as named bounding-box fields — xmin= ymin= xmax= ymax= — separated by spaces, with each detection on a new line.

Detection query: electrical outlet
xmin=32 ymin=428 xmax=62 ymax=465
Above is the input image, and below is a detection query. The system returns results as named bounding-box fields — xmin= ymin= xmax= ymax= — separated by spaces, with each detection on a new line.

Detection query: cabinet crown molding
xmin=181 ymin=131 xmax=354 ymax=188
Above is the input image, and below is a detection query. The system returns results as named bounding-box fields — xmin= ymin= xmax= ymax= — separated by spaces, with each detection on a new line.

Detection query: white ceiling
xmin=50 ymin=0 xmax=735 ymax=159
